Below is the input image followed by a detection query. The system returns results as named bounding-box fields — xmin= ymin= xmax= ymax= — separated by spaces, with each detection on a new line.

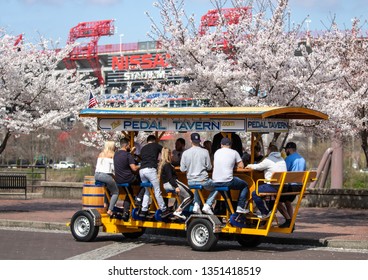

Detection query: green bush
xmin=344 ymin=170 xmax=368 ymax=189
xmin=74 ymin=166 xmax=94 ymax=182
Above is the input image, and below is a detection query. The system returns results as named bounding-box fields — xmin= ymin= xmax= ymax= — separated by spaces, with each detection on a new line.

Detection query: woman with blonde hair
xmin=95 ymin=141 xmax=119 ymax=217
xmin=158 ymin=147 xmax=194 ymax=220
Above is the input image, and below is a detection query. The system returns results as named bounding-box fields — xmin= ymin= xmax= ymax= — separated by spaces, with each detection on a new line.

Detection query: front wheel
xmin=187 ymin=218 xmax=219 ymax=251
xmin=236 ymin=234 xmax=262 ymax=248
xmin=70 ymin=210 xmax=99 ymax=242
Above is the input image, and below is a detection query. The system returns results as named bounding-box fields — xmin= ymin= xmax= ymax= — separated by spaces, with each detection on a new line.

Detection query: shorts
xmin=279 ymin=184 xmax=302 ymax=203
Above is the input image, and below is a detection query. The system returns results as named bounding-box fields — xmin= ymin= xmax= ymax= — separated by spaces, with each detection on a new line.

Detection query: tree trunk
xmin=360 ymin=128 xmax=368 ymax=168
xmin=0 ymin=131 xmax=12 ymax=155
xmin=330 ymin=131 xmax=343 ymax=189
xmin=279 ymin=132 xmax=289 ymax=152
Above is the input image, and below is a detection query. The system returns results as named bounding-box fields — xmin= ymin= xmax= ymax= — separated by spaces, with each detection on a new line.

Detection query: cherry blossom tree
xmin=147 ymin=0 xmax=341 ymax=142
xmin=147 ymin=0 xmax=342 ymax=130
xmin=316 ymin=19 xmax=368 ymax=167
xmin=147 ymin=0 xmax=368 ymax=186
xmin=0 ymin=31 xmax=95 ymax=155
xmin=147 ymin=0 xmax=314 ymax=106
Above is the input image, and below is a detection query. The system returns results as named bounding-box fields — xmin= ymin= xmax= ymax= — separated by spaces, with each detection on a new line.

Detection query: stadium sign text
xmin=111 ymin=53 xmax=171 ymax=70
xmin=121 ymin=69 xmax=170 ymax=81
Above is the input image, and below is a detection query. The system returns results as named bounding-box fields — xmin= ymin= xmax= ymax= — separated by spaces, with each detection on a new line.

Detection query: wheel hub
xmin=74 ymin=216 xmax=90 ymax=237
xmin=192 ymin=224 xmax=209 ymax=247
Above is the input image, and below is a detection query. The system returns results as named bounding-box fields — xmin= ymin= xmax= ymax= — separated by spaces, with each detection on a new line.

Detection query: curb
xmin=323 ymin=239 xmax=368 ymax=250
xmin=0 ymin=219 xmax=69 ymax=231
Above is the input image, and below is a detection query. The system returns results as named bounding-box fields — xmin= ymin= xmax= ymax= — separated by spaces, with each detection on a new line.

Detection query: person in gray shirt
xmin=180 ymin=133 xmax=217 ymax=214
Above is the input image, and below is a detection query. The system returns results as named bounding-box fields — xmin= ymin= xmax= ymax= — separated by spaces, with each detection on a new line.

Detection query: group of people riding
xmin=94 ymin=131 xmax=306 ymax=227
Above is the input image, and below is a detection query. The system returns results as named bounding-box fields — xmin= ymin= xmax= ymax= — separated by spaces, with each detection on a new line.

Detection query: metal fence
xmin=0 ymin=165 xmax=47 ymax=185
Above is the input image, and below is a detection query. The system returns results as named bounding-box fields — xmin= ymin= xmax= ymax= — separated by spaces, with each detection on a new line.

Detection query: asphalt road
xmin=1 ymin=227 xmax=367 ymax=260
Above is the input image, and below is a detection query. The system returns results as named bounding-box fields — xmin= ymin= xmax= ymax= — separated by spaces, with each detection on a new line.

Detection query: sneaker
xmin=138 ymin=210 xmax=148 ymax=218
xmin=236 ymin=206 xmax=250 ymax=214
xmin=192 ymin=203 xmax=202 ymax=214
xmin=257 ymin=211 xmax=271 ymax=219
xmin=279 ymin=219 xmax=291 ymax=228
xmin=202 ymin=204 xmax=214 ymax=215
xmin=134 ymin=197 xmax=142 ymax=207
xmin=173 ymin=211 xmax=186 ymax=220
xmin=161 ymin=209 xmax=173 ymax=218
xmin=122 ymin=212 xmax=130 ymax=222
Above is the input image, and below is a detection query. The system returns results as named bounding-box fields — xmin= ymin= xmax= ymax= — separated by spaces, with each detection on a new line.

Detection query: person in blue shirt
xmin=278 ymin=142 xmax=306 ymax=228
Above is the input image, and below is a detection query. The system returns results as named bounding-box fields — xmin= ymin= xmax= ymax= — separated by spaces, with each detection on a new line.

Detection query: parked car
xmin=53 ymin=161 xmax=75 ymax=169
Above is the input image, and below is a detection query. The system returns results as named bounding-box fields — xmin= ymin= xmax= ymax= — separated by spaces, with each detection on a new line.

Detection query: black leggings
xmin=175 ymin=180 xmax=194 ymax=210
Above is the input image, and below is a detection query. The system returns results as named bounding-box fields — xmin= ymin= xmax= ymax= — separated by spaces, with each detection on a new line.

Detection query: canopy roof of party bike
xmin=79 ymin=106 xmax=328 ymax=133
xmin=79 ymin=106 xmax=328 ymax=120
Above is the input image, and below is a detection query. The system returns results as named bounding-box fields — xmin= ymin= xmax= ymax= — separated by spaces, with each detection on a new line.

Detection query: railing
xmin=0 ymin=165 xmax=47 ymax=185
xmin=97 ymin=41 xmax=160 ymax=54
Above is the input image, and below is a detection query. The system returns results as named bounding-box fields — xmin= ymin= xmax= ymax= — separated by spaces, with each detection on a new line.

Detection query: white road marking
xmin=66 ymin=242 xmax=145 ymax=260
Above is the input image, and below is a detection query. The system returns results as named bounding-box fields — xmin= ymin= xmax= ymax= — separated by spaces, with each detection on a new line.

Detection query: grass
xmin=344 ymin=170 xmax=368 ymax=189
xmin=46 ymin=166 xmax=94 ymax=182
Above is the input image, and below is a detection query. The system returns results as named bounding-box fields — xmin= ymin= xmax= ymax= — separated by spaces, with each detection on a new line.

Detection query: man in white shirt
xmin=245 ymin=144 xmax=287 ymax=218
xmin=212 ymin=137 xmax=249 ymax=214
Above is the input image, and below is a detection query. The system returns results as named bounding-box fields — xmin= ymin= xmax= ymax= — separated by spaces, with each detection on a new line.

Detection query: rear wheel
xmin=122 ymin=228 xmax=146 ymax=239
xmin=236 ymin=234 xmax=262 ymax=248
xmin=70 ymin=210 xmax=99 ymax=242
xmin=187 ymin=218 xmax=218 ymax=251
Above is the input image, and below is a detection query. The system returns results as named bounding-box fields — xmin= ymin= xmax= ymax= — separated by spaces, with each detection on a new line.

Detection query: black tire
xmin=70 ymin=210 xmax=99 ymax=242
xmin=122 ymin=228 xmax=146 ymax=239
xmin=187 ymin=218 xmax=219 ymax=251
xmin=236 ymin=234 xmax=263 ymax=248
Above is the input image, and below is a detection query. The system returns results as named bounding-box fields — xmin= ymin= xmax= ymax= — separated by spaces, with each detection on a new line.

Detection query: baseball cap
xmin=190 ymin=133 xmax=201 ymax=143
xmin=284 ymin=142 xmax=297 ymax=149
xmin=221 ymin=137 xmax=232 ymax=146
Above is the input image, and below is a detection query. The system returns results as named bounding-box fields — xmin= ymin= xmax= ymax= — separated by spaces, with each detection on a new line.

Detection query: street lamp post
xmin=305 ymin=17 xmax=311 ymax=47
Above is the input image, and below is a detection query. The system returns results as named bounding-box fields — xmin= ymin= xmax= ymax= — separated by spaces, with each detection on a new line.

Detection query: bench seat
xmin=0 ymin=174 xmax=27 ymax=199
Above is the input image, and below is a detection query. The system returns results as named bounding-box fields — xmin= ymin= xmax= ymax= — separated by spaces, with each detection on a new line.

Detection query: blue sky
xmin=1 ymin=0 xmax=367 ymax=46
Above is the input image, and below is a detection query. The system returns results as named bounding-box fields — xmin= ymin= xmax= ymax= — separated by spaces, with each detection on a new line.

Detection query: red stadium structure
xmin=59 ymin=8 xmax=252 ymax=90
xmin=198 ymin=7 xmax=251 ymax=36
xmin=55 ymin=7 xmax=309 ymax=102
xmin=63 ymin=19 xmax=115 ymax=85
xmin=198 ymin=7 xmax=251 ymax=51
xmin=14 ymin=34 xmax=23 ymax=46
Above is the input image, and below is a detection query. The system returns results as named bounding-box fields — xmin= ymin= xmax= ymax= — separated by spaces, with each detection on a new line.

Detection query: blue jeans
xmin=252 ymin=183 xmax=277 ymax=215
xmin=139 ymin=168 xmax=166 ymax=212
xmin=213 ymin=177 xmax=248 ymax=209
xmin=188 ymin=179 xmax=217 ymax=207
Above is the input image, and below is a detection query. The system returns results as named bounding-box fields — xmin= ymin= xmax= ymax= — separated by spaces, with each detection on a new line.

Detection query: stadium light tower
xmin=305 ymin=16 xmax=311 ymax=35
xmin=119 ymin=34 xmax=124 ymax=55
xmin=305 ymin=16 xmax=311 ymax=47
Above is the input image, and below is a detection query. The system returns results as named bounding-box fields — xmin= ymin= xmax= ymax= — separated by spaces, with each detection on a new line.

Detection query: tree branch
xmin=0 ymin=131 xmax=12 ymax=155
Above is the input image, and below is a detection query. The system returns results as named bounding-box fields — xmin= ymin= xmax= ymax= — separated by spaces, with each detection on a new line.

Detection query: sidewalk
xmin=0 ymin=197 xmax=367 ymax=250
